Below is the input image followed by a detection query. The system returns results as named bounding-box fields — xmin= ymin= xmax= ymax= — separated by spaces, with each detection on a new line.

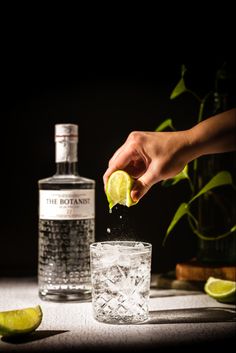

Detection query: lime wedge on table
xmin=105 ymin=170 xmax=137 ymax=209
xmin=0 ymin=305 xmax=42 ymax=337
xmin=204 ymin=277 xmax=236 ymax=303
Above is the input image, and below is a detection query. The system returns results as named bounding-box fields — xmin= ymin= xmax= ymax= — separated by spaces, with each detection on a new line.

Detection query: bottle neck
xmin=56 ymin=162 xmax=78 ymax=175
xmin=55 ymin=141 xmax=78 ymax=175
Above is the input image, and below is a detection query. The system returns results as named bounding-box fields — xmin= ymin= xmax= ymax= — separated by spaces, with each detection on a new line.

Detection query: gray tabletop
xmin=0 ymin=277 xmax=235 ymax=352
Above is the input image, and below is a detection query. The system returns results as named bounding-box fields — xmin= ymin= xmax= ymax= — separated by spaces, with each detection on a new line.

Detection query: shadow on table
xmin=144 ymin=307 xmax=236 ymax=324
xmin=1 ymin=330 xmax=68 ymax=344
xmin=150 ymin=289 xmax=203 ymax=298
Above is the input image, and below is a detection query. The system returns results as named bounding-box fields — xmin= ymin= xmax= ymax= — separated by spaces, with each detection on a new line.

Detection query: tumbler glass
xmin=90 ymin=241 xmax=152 ymax=324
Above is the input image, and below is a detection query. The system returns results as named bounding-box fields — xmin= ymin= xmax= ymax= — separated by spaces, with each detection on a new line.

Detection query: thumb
xmin=131 ymin=168 xmax=158 ymax=202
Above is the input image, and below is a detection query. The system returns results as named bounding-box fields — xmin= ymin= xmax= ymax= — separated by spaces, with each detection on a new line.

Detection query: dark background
xmin=0 ymin=56 xmax=235 ymax=276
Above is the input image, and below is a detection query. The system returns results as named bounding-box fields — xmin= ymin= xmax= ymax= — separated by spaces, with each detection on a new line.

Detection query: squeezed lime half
xmin=105 ymin=170 xmax=137 ymax=209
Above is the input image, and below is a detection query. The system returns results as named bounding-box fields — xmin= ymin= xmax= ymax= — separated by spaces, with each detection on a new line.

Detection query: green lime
xmin=105 ymin=170 xmax=137 ymax=209
xmin=204 ymin=277 xmax=236 ymax=303
xmin=0 ymin=305 xmax=43 ymax=337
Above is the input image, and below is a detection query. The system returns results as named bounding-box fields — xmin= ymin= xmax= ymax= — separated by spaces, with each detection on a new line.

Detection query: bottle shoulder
xmin=38 ymin=174 xmax=95 ymax=189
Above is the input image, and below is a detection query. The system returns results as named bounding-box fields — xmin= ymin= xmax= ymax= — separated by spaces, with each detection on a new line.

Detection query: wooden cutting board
xmin=176 ymin=259 xmax=236 ymax=281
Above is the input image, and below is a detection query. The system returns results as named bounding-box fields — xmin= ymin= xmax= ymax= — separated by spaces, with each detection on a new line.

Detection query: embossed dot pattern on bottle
xmin=38 ymin=219 xmax=94 ymax=290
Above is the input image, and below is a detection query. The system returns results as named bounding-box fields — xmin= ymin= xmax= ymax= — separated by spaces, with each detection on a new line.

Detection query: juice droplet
xmin=107 ymin=228 xmax=111 ymax=234
xmin=119 ymin=215 xmax=122 ymax=219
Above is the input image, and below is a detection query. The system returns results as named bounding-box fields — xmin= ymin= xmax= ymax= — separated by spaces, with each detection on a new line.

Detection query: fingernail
xmin=131 ymin=190 xmax=139 ymax=202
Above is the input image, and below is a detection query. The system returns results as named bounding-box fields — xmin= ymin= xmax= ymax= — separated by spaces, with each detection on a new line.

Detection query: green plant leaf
xmin=155 ymin=119 xmax=175 ymax=132
xmin=170 ymin=78 xmax=187 ymax=100
xmin=170 ymin=65 xmax=187 ymax=100
xmin=181 ymin=64 xmax=187 ymax=76
xmin=162 ymin=165 xmax=189 ymax=187
xmin=162 ymin=203 xmax=189 ymax=245
xmin=190 ymin=171 xmax=233 ymax=203
xmin=192 ymin=224 xmax=236 ymax=241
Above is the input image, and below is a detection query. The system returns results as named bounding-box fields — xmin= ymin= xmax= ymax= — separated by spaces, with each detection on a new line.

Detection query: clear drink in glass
xmin=90 ymin=241 xmax=152 ymax=324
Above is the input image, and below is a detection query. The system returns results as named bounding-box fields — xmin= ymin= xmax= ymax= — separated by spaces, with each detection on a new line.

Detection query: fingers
xmin=131 ymin=166 xmax=159 ymax=202
xmin=103 ymin=146 xmax=133 ymax=187
xmin=108 ymin=146 xmax=123 ymax=164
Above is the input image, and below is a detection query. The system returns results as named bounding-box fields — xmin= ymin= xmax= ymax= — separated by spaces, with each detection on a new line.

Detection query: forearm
xmin=186 ymin=108 xmax=236 ymax=161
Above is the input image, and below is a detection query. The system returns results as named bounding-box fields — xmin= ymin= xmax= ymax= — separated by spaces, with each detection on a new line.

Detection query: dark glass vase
xmin=196 ymin=86 xmax=236 ymax=265
xmin=197 ymin=153 xmax=236 ymax=265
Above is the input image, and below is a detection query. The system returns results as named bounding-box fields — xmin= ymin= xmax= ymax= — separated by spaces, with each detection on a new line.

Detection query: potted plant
xmin=156 ymin=64 xmax=236 ymax=276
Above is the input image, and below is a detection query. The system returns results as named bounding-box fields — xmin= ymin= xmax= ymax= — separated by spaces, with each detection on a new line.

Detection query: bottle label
xmin=39 ymin=190 xmax=95 ymax=220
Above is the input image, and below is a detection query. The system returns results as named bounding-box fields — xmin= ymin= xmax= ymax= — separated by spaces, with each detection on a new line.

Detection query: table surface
xmin=0 ymin=277 xmax=235 ymax=352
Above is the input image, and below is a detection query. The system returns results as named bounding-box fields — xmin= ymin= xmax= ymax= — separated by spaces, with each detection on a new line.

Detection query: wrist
xmin=181 ymin=128 xmax=201 ymax=163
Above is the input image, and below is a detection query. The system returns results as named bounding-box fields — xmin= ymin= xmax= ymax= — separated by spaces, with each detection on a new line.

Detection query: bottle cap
xmin=55 ymin=124 xmax=78 ymax=142
xmin=55 ymin=124 xmax=78 ymax=162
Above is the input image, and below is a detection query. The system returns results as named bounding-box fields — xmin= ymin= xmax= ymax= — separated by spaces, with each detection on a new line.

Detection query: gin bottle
xmin=38 ymin=124 xmax=95 ymax=301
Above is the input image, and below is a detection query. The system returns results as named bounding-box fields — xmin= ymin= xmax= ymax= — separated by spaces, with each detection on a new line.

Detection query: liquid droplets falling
xmin=105 ymin=205 xmax=136 ymax=240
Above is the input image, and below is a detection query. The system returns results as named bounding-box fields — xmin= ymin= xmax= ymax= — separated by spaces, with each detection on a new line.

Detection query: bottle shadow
xmin=1 ymin=330 xmax=69 ymax=345
xmin=143 ymin=307 xmax=236 ymax=324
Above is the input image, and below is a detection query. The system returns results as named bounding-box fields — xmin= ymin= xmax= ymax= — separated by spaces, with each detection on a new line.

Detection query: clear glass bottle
xmin=38 ymin=124 xmax=95 ymax=301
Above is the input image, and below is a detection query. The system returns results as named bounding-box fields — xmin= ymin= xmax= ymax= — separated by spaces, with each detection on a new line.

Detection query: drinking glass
xmin=90 ymin=241 xmax=152 ymax=324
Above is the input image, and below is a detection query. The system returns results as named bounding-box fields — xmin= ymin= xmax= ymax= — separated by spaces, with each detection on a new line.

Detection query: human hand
xmin=103 ymin=130 xmax=190 ymax=202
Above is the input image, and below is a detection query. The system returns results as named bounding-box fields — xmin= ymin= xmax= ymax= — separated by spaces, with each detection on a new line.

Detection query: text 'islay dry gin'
xmin=38 ymin=124 xmax=95 ymax=301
